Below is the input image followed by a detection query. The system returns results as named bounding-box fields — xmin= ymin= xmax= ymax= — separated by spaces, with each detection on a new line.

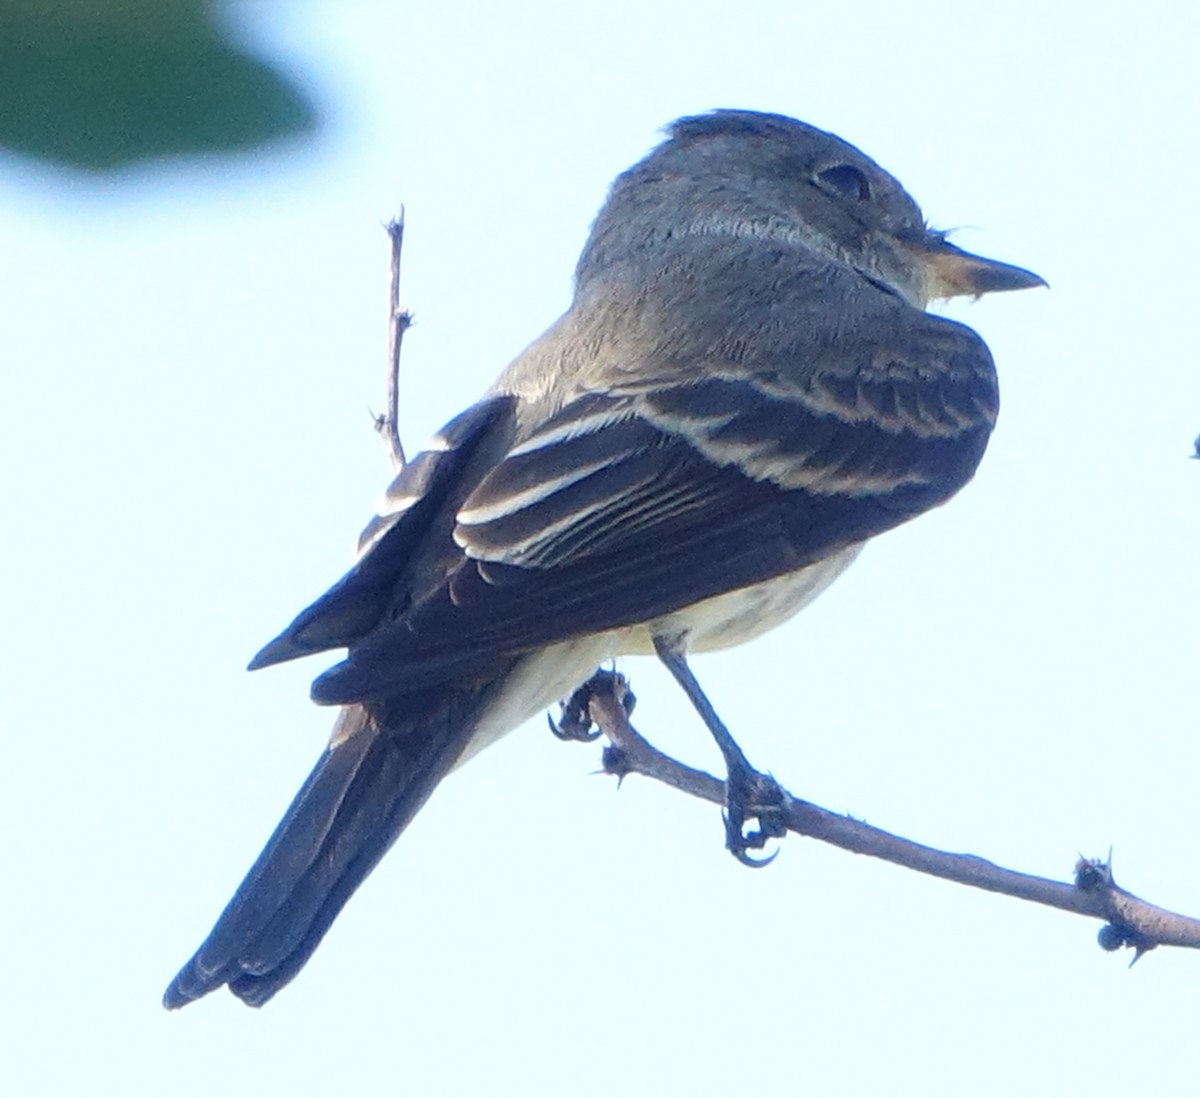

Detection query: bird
xmin=163 ymin=109 xmax=1044 ymax=1009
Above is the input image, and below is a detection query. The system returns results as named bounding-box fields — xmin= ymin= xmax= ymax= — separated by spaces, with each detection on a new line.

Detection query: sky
xmin=3 ymin=2 xmax=1198 ymax=1095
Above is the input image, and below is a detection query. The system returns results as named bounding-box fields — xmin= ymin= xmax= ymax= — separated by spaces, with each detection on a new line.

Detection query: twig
xmin=376 ymin=210 xmax=413 ymax=471
xmin=577 ymin=671 xmax=1200 ymax=958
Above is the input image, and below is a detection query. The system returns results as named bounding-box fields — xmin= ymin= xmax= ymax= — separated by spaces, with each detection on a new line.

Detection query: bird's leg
xmin=653 ymin=635 xmax=787 ymax=866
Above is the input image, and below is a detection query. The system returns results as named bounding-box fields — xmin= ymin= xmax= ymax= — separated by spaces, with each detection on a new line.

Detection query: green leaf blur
xmin=0 ymin=0 xmax=317 ymax=170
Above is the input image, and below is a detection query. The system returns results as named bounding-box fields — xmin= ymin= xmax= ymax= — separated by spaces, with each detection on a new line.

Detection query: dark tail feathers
xmin=164 ymin=699 xmax=479 ymax=1009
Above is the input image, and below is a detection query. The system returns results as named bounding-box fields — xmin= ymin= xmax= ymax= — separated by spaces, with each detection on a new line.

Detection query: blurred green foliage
xmin=0 ymin=0 xmax=317 ymax=170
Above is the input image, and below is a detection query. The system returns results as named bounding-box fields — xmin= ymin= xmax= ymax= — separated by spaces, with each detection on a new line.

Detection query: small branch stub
xmin=377 ymin=210 xmax=413 ymax=472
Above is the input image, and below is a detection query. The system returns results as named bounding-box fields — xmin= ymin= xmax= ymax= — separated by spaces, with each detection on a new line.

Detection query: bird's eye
xmin=815 ymin=163 xmax=872 ymax=202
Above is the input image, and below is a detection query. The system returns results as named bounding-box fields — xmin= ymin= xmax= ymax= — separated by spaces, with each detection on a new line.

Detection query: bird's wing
xmin=247 ymin=395 xmax=518 ymax=671
xmin=307 ymin=305 xmax=998 ymax=705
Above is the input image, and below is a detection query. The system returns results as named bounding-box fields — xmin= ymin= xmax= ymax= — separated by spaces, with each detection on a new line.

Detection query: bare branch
xmin=577 ymin=671 xmax=1200 ymax=958
xmin=376 ymin=210 xmax=413 ymax=472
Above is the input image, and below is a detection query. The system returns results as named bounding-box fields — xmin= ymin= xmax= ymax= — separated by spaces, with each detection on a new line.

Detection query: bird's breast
xmin=626 ymin=542 xmax=865 ymax=655
xmin=455 ymin=543 xmax=864 ymax=769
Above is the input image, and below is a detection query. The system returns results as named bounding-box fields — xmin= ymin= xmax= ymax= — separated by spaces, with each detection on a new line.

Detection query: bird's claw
xmin=723 ymin=767 xmax=788 ymax=867
xmin=549 ymin=668 xmax=636 ymax=742
xmin=547 ymin=707 xmax=600 ymax=742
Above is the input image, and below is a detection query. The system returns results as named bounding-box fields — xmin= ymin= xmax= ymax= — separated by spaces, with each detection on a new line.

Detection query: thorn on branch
xmin=1074 ymin=855 xmax=1113 ymax=893
xmin=548 ymin=669 xmax=1200 ymax=960
xmin=601 ymin=743 xmax=633 ymax=781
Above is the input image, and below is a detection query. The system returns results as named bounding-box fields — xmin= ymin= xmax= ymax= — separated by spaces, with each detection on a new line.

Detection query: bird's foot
xmin=548 ymin=668 xmax=636 ymax=742
xmin=724 ymin=764 xmax=788 ymax=867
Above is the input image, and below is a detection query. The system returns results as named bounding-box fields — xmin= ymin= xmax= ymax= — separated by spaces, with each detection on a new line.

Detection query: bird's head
xmin=579 ymin=109 xmax=1045 ymax=308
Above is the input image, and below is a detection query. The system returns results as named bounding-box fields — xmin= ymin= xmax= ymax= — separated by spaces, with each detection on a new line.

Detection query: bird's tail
xmin=163 ymin=692 xmax=486 ymax=1009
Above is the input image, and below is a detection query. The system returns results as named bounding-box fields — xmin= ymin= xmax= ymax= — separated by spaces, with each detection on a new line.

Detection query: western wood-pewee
xmin=165 ymin=110 xmax=1043 ymax=1008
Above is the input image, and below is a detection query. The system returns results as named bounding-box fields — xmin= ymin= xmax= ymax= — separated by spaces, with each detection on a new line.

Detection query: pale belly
xmin=637 ymin=542 xmax=864 ymax=654
xmin=459 ymin=542 xmax=864 ymax=764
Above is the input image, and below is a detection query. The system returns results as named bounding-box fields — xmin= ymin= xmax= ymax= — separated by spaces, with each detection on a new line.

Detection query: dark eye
xmin=815 ymin=163 xmax=872 ymax=202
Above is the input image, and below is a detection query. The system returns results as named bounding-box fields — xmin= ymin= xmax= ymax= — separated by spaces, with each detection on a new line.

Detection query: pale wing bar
xmin=310 ymin=355 xmax=992 ymax=704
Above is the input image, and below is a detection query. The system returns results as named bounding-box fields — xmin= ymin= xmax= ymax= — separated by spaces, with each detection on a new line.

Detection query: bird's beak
xmin=916 ymin=237 xmax=1046 ymax=300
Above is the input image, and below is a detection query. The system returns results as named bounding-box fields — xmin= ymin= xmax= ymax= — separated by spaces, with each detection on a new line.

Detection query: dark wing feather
xmin=311 ymin=312 xmax=996 ymax=704
xmin=248 ymin=396 xmax=517 ymax=669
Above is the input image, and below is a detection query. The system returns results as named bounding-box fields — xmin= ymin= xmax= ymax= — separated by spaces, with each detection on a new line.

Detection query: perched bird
xmin=164 ymin=109 xmax=1044 ymax=1009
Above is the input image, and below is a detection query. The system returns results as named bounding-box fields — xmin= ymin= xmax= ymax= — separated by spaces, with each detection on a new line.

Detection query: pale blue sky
xmin=3 ymin=2 xmax=1198 ymax=1095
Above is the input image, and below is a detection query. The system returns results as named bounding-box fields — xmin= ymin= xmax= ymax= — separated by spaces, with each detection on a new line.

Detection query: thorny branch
xmin=569 ymin=669 xmax=1200 ymax=960
xmin=374 ymin=214 xmax=1200 ymax=964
